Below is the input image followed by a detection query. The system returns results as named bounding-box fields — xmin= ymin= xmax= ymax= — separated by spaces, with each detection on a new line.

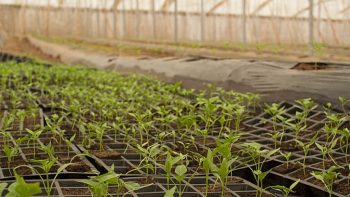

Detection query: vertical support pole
xmin=200 ymin=0 xmax=205 ymax=43
xmin=136 ymin=0 xmax=140 ymax=39
xmin=242 ymin=0 xmax=247 ymax=45
xmin=309 ymin=0 xmax=314 ymax=55
xmin=122 ymin=0 xmax=126 ymax=39
xmin=152 ymin=0 xmax=156 ymax=39
xmin=174 ymin=0 xmax=178 ymax=43
xmin=113 ymin=1 xmax=117 ymax=39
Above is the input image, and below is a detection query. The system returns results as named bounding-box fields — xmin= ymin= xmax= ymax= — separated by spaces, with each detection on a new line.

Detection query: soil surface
xmin=2 ymin=37 xmax=61 ymax=63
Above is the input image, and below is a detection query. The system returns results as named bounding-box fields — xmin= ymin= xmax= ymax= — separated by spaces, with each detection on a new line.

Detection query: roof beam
xmin=292 ymin=0 xmax=332 ymax=17
xmin=339 ymin=5 xmax=350 ymax=15
xmin=161 ymin=0 xmax=175 ymax=11
xmin=112 ymin=0 xmax=123 ymax=10
xmin=208 ymin=0 xmax=228 ymax=14
xmin=251 ymin=0 xmax=273 ymax=15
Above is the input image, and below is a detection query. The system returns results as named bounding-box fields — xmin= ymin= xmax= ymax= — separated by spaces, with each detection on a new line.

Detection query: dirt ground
xmin=2 ymin=37 xmax=61 ymax=63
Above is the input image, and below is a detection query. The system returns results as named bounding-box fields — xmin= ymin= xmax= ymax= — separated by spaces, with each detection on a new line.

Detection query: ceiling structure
xmin=0 ymin=0 xmax=349 ymax=19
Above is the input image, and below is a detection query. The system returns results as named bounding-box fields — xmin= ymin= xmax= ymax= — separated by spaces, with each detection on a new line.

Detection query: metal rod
xmin=174 ymin=0 xmax=178 ymax=43
xmin=122 ymin=0 xmax=126 ymax=39
xmin=136 ymin=0 xmax=140 ymax=39
xmin=152 ymin=0 xmax=156 ymax=39
xmin=309 ymin=0 xmax=314 ymax=55
xmin=242 ymin=0 xmax=247 ymax=45
xmin=200 ymin=0 xmax=205 ymax=42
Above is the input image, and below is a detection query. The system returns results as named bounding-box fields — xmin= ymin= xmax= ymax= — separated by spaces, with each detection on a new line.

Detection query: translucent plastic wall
xmin=0 ymin=0 xmax=349 ymax=48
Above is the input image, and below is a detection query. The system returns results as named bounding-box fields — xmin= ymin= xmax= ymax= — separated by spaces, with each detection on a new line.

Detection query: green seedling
xmin=80 ymin=165 xmax=142 ymax=197
xmin=136 ymin=143 xmax=163 ymax=176
xmin=311 ymin=166 xmax=339 ymax=197
xmin=16 ymin=110 xmax=26 ymax=132
xmin=295 ymin=134 xmax=317 ymax=175
xmin=3 ymin=144 xmax=19 ymax=173
xmin=174 ymin=164 xmax=187 ymax=197
xmin=1 ymin=173 xmax=42 ymax=197
xmin=25 ymin=128 xmax=43 ymax=158
xmin=296 ymin=98 xmax=318 ymax=127
xmin=16 ymin=154 xmax=87 ymax=197
xmin=264 ymin=103 xmax=286 ymax=133
xmin=270 ymin=179 xmax=300 ymax=197
xmin=316 ymin=139 xmax=339 ymax=170
xmin=280 ymin=152 xmax=292 ymax=169
xmin=242 ymin=143 xmax=279 ymax=197
xmin=164 ymin=152 xmax=186 ymax=190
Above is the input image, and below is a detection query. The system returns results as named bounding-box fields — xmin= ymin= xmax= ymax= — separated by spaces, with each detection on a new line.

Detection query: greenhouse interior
xmin=1 ymin=0 xmax=350 ymax=197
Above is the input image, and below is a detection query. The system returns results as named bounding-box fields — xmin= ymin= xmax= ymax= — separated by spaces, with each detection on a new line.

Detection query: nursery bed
xmin=0 ymin=54 xmax=349 ymax=197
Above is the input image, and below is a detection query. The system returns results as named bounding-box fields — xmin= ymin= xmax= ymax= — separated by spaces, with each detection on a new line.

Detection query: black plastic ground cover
xmin=0 ymin=52 xmax=31 ymax=63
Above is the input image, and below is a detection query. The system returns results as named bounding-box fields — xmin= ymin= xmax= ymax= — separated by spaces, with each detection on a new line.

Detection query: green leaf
xmin=290 ymin=179 xmax=300 ymax=190
xmin=164 ymin=186 xmax=176 ymax=197
xmin=175 ymin=165 xmax=187 ymax=176
xmin=124 ymin=181 xmax=141 ymax=191
xmin=7 ymin=174 xmax=42 ymax=197
xmin=0 ymin=183 xmax=8 ymax=197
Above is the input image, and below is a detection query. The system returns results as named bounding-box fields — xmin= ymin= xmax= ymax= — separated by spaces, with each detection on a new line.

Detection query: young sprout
xmin=174 ymin=164 xmax=188 ymax=197
xmin=295 ymin=134 xmax=317 ymax=175
xmin=16 ymin=110 xmax=26 ymax=132
xmin=2 ymin=144 xmax=19 ymax=174
xmin=2 ymin=173 xmax=42 ymax=197
xmin=39 ymin=142 xmax=55 ymax=160
xmin=199 ymin=149 xmax=214 ymax=196
xmin=16 ymin=154 xmax=88 ymax=197
xmin=136 ymin=143 xmax=163 ymax=176
xmin=296 ymin=98 xmax=318 ymax=127
xmin=339 ymin=96 xmax=349 ymax=115
xmin=270 ymin=179 xmax=300 ymax=197
xmin=242 ymin=142 xmax=279 ymax=197
xmin=25 ymin=128 xmax=43 ymax=158
xmin=311 ymin=166 xmax=340 ymax=197
xmin=269 ymin=131 xmax=284 ymax=149
xmin=280 ymin=152 xmax=292 ymax=169
xmin=315 ymin=139 xmax=339 ymax=170
xmin=264 ymin=103 xmax=286 ymax=133
xmin=80 ymin=165 xmax=142 ymax=197
xmin=164 ymin=152 xmax=186 ymax=190
xmin=211 ymin=157 xmax=237 ymax=197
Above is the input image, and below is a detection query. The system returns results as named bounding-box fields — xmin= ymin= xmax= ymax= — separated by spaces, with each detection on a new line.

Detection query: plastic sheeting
xmin=0 ymin=0 xmax=349 ymax=20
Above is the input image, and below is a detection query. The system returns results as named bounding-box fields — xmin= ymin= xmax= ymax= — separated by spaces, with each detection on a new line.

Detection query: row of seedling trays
xmin=1 ymin=95 xmax=349 ymax=197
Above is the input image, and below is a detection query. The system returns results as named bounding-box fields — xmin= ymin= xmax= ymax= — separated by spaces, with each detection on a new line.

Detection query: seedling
xmin=25 ymin=128 xmax=43 ymax=158
xmin=80 ymin=165 xmax=142 ymax=197
xmin=295 ymin=134 xmax=317 ymax=174
xmin=280 ymin=152 xmax=292 ymax=169
xmin=316 ymin=139 xmax=339 ymax=170
xmin=296 ymin=98 xmax=318 ymax=127
xmin=242 ymin=143 xmax=279 ymax=197
xmin=270 ymin=179 xmax=300 ymax=197
xmin=136 ymin=143 xmax=163 ymax=176
xmin=16 ymin=110 xmax=26 ymax=132
xmin=311 ymin=166 xmax=340 ymax=197
xmin=264 ymin=103 xmax=286 ymax=133
xmin=1 ymin=173 xmax=42 ymax=197
xmin=2 ymin=144 xmax=19 ymax=174
xmin=164 ymin=152 xmax=186 ymax=190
